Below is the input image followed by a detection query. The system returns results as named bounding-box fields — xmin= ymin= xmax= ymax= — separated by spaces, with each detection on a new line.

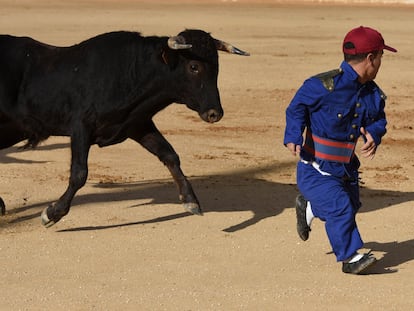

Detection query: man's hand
xmin=286 ymin=142 xmax=301 ymax=156
xmin=360 ymin=127 xmax=377 ymax=159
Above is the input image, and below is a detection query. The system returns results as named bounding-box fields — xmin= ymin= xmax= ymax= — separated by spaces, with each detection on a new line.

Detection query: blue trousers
xmin=296 ymin=161 xmax=363 ymax=261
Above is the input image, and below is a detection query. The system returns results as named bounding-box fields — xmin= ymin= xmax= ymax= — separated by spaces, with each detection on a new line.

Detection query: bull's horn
xmin=215 ymin=39 xmax=250 ymax=56
xmin=168 ymin=36 xmax=192 ymax=50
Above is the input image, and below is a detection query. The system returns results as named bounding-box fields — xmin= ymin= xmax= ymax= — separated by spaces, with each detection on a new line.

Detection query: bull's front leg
xmin=41 ymin=129 xmax=91 ymax=227
xmin=129 ymin=123 xmax=202 ymax=216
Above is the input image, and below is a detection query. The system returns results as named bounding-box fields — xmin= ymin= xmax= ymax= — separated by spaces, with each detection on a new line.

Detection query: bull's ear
xmin=160 ymin=49 xmax=178 ymax=68
xmin=168 ymin=36 xmax=192 ymax=50
xmin=161 ymin=50 xmax=169 ymax=64
xmin=214 ymin=39 xmax=250 ymax=56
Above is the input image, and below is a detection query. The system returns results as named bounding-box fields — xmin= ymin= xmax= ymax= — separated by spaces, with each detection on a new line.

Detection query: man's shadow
xmin=364 ymin=240 xmax=414 ymax=274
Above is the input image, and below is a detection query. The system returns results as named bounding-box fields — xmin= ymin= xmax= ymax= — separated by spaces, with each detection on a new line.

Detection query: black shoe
xmin=342 ymin=253 xmax=377 ymax=274
xmin=295 ymin=195 xmax=311 ymax=241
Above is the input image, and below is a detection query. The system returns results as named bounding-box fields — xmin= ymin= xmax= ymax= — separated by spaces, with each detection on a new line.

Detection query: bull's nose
xmin=204 ymin=109 xmax=223 ymax=123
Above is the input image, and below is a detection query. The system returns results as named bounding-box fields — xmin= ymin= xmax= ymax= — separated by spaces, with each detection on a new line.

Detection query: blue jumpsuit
xmin=284 ymin=61 xmax=387 ymax=261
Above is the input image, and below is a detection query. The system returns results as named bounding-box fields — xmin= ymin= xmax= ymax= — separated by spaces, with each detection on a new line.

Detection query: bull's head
xmin=166 ymin=29 xmax=249 ymax=123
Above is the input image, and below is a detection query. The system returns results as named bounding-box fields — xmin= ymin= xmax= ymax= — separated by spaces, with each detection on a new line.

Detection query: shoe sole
xmin=355 ymin=257 xmax=377 ymax=274
xmin=295 ymin=195 xmax=310 ymax=241
xmin=343 ymin=256 xmax=377 ymax=274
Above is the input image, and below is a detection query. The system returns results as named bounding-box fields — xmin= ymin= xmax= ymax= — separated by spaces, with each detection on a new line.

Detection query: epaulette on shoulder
xmin=313 ymin=68 xmax=343 ymax=92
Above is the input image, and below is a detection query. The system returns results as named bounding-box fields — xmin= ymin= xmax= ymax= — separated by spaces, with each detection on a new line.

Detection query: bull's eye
xmin=190 ymin=64 xmax=199 ymax=73
xmin=188 ymin=61 xmax=201 ymax=75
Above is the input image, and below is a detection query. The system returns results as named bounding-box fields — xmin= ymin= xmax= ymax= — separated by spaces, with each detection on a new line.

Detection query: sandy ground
xmin=1 ymin=1 xmax=413 ymax=310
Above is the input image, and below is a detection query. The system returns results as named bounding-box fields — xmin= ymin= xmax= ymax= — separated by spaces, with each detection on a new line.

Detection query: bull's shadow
xmin=4 ymin=161 xmax=414 ymax=233
xmin=0 ymin=143 xmax=69 ymax=164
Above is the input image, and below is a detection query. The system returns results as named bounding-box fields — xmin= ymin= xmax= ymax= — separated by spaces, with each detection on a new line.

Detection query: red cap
xmin=343 ymin=26 xmax=397 ymax=55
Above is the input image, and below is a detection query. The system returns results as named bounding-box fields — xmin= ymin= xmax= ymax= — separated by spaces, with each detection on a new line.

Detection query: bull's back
xmin=0 ymin=35 xmax=56 ymax=110
xmin=0 ymin=36 xmax=31 ymax=107
xmin=0 ymin=35 xmax=33 ymax=67
xmin=0 ymin=35 xmax=68 ymax=141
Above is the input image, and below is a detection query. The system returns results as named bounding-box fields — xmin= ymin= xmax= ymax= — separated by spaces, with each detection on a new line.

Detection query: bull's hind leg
xmin=129 ymin=122 xmax=202 ymax=215
xmin=0 ymin=121 xmax=27 ymax=215
xmin=41 ymin=129 xmax=91 ymax=227
xmin=0 ymin=198 xmax=5 ymax=216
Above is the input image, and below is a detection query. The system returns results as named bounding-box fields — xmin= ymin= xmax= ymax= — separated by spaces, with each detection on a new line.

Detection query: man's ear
xmin=367 ymin=52 xmax=376 ymax=64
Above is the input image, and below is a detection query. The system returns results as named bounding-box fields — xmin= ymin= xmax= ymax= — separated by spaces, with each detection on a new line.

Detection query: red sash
xmin=303 ymin=130 xmax=356 ymax=163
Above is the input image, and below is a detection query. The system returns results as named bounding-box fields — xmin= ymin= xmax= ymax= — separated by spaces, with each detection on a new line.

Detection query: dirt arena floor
xmin=1 ymin=0 xmax=413 ymax=310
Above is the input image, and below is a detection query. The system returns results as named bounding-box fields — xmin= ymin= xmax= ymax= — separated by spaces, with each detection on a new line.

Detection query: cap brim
xmin=384 ymin=45 xmax=397 ymax=53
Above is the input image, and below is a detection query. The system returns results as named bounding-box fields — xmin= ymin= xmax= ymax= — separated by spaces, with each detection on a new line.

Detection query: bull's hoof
xmin=183 ymin=202 xmax=203 ymax=216
xmin=0 ymin=198 xmax=5 ymax=216
xmin=41 ymin=208 xmax=57 ymax=228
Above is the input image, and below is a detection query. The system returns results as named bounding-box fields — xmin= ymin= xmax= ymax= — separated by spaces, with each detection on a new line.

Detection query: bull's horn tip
xmin=235 ymin=48 xmax=250 ymax=56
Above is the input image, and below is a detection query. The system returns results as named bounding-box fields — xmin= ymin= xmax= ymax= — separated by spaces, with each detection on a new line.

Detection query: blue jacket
xmin=284 ymin=61 xmax=387 ymax=177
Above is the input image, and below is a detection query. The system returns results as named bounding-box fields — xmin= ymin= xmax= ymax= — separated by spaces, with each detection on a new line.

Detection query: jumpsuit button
xmin=356 ymin=102 xmax=361 ymax=108
xmin=337 ymin=113 xmax=343 ymax=119
xmin=349 ymin=134 xmax=355 ymax=140
xmin=352 ymin=124 xmax=357 ymax=129
xmin=353 ymin=113 xmax=359 ymax=118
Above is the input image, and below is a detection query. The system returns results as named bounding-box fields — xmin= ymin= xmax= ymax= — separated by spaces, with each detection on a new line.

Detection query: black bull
xmin=0 ymin=29 xmax=249 ymax=227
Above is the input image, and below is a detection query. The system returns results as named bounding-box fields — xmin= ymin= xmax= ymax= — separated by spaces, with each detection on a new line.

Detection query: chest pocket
xmin=322 ymin=92 xmax=354 ymax=132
